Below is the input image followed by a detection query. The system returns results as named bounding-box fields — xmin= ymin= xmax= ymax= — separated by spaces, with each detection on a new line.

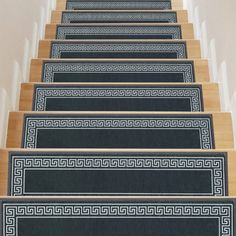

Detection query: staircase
xmin=0 ymin=0 xmax=236 ymax=235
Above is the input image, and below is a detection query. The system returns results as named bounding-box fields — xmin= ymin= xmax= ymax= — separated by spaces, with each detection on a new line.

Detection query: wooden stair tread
xmin=45 ymin=23 xmax=194 ymax=40
xmin=19 ymin=82 xmax=220 ymax=112
xmin=30 ymin=59 xmax=210 ymax=83
xmin=56 ymin=0 xmax=183 ymax=11
xmin=51 ymin=10 xmax=188 ymax=24
xmin=6 ymin=112 xmax=234 ymax=150
xmin=0 ymin=149 xmax=235 ymax=196
xmin=38 ymin=39 xmax=201 ymax=59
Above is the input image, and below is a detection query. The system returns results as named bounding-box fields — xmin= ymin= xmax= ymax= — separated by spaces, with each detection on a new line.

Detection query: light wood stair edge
xmin=37 ymin=39 xmax=201 ymax=59
xmin=19 ymin=82 xmax=220 ymax=112
xmin=56 ymin=0 xmax=184 ymax=11
xmin=1 ymin=148 xmax=235 ymax=196
xmin=6 ymin=112 xmax=234 ymax=150
xmin=44 ymin=23 xmax=194 ymax=40
xmin=29 ymin=58 xmax=210 ymax=83
xmin=51 ymin=10 xmax=188 ymax=24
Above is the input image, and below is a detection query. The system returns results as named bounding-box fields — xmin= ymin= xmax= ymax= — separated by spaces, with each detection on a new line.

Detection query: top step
xmin=56 ymin=0 xmax=183 ymax=11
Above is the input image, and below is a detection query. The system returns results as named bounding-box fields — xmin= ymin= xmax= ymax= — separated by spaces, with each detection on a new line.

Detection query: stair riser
xmin=56 ymin=0 xmax=183 ymax=10
xmin=51 ymin=11 xmax=188 ymax=24
xmin=38 ymin=40 xmax=201 ymax=59
xmin=20 ymin=84 xmax=220 ymax=112
xmin=1 ymin=150 xmax=235 ymax=196
xmin=0 ymin=198 xmax=234 ymax=236
xmin=6 ymin=113 xmax=234 ymax=149
xmin=45 ymin=24 xmax=194 ymax=40
xmin=30 ymin=60 xmax=209 ymax=83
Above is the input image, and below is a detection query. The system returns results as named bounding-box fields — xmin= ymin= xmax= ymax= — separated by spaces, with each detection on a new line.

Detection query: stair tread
xmin=6 ymin=112 xmax=234 ymax=150
xmin=45 ymin=23 xmax=194 ymax=40
xmin=19 ymin=82 xmax=220 ymax=112
xmin=51 ymin=10 xmax=188 ymax=24
xmin=57 ymin=0 xmax=183 ymax=11
xmin=0 ymin=197 xmax=234 ymax=236
xmin=30 ymin=58 xmax=209 ymax=83
xmin=1 ymin=149 xmax=235 ymax=196
xmin=38 ymin=39 xmax=200 ymax=59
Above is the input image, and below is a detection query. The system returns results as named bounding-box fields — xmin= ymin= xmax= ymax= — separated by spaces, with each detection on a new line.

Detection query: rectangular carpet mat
xmin=55 ymin=25 xmax=182 ymax=39
xmin=42 ymin=61 xmax=195 ymax=83
xmin=66 ymin=0 xmax=172 ymax=10
xmin=0 ymin=198 xmax=234 ymax=236
xmin=22 ymin=114 xmax=215 ymax=149
xmin=50 ymin=41 xmax=187 ymax=59
xmin=32 ymin=85 xmax=203 ymax=111
xmin=60 ymin=11 xmax=178 ymax=23
xmin=8 ymin=151 xmax=227 ymax=196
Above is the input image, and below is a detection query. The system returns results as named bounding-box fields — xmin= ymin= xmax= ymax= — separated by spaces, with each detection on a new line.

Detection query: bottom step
xmin=1 ymin=197 xmax=234 ymax=236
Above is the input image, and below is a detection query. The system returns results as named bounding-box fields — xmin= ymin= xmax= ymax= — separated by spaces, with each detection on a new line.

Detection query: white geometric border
xmin=22 ymin=116 xmax=214 ymax=149
xmin=50 ymin=42 xmax=187 ymax=58
xmin=3 ymin=202 xmax=233 ymax=236
xmin=66 ymin=2 xmax=172 ymax=10
xmin=61 ymin=12 xmax=177 ymax=23
xmin=56 ymin=25 xmax=182 ymax=39
xmin=33 ymin=87 xmax=202 ymax=111
xmin=42 ymin=62 xmax=195 ymax=83
xmin=10 ymin=154 xmax=226 ymax=196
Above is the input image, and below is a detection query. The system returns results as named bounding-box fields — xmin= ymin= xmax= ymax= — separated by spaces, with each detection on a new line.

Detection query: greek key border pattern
xmin=22 ymin=117 xmax=214 ymax=149
xmin=66 ymin=2 xmax=172 ymax=10
xmin=42 ymin=62 xmax=194 ymax=83
xmin=50 ymin=42 xmax=186 ymax=58
xmin=10 ymin=155 xmax=226 ymax=196
xmin=61 ymin=12 xmax=177 ymax=23
xmin=56 ymin=26 xmax=182 ymax=39
xmin=3 ymin=203 xmax=233 ymax=236
xmin=33 ymin=87 xmax=202 ymax=111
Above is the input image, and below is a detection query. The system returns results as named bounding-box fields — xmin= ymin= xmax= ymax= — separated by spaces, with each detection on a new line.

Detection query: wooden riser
xmin=6 ymin=112 xmax=234 ymax=149
xmin=19 ymin=82 xmax=220 ymax=112
xmin=1 ymin=149 xmax=235 ymax=196
xmin=38 ymin=39 xmax=201 ymax=59
xmin=29 ymin=59 xmax=210 ymax=83
xmin=45 ymin=23 xmax=194 ymax=40
xmin=51 ymin=10 xmax=189 ymax=24
xmin=56 ymin=0 xmax=183 ymax=11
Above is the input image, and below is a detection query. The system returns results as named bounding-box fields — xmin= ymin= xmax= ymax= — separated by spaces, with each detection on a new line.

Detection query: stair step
xmin=30 ymin=59 xmax=209 ymax=83
xmin=20 ymin=83 xmax=220 ymax=112
xmin=7 ymin=112 xmax=233 ymax=149
xmin=1 ymin=149 xmax=235 ymax=196
xmin=0 ymin=197 xmax=234 ymax=236
xmin=38 ymin=40 xmax=200 ymax=59
xmin=45 ymin=23 xmax=194 ymax=40
xmin=51 ymin=10 xmax=188 ymax=24
xmin=57 ymin=0 xmax=183 ymax=11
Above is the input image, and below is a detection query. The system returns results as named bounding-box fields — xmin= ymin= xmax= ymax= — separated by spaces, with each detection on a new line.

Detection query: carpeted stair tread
xmin=30 ymin=59 xmax=209 ymax=83
xmin=20 ymin=83 xmax=220 ymax=112
xmin=39 ymin=40 xmax=201 ymax=59
xmin=63 ymin=0 xmax=177 ymax=10
xmin=51 ymin=10 xmax=187 ymax=24
xmin=45 ymin=23 xmax=194 ymax=40
xmin=65 ymin=0 xmax=173 ymax=10
xmin=0 ymin=198 xmax=234 ymax=236
xmin=38 ymin=40 xmax=201 ymax=59
xmin=1 ymin=149 xmax=234 ymax=196
xmin=6 ymin=112 xmax=234 ymax=149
